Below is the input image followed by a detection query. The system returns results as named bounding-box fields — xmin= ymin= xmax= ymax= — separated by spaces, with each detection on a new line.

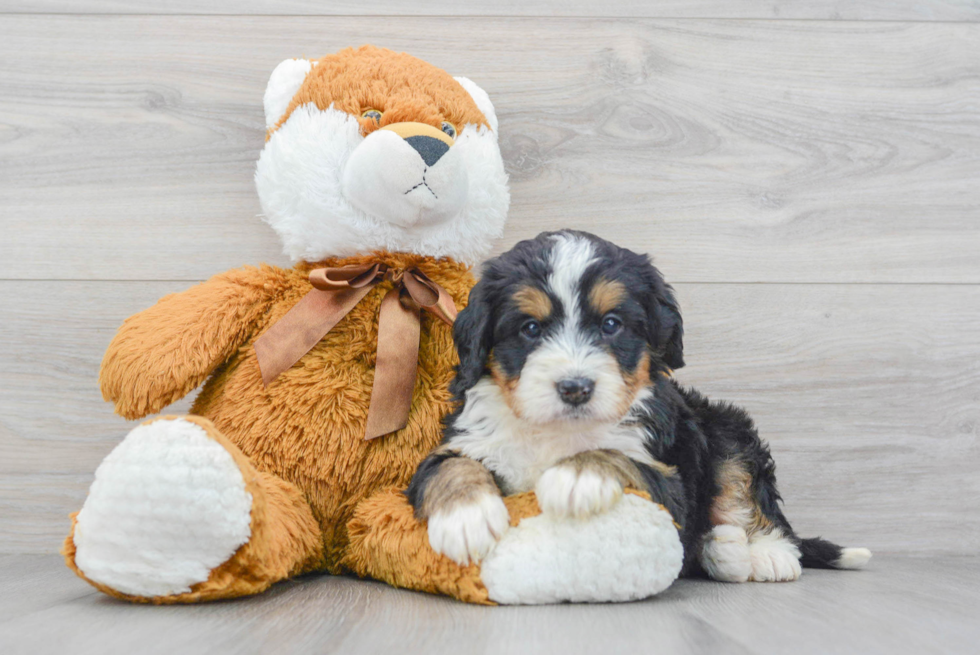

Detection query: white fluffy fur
xmin=481 ymin=494 xmax=683 ymax=604
xmin=748 ymin=529 xmax=803 ymax=582
xmin=255 ymin=71 xmax=509 ymax=266
xmin=700 ymin=525 xmax=806 ymax=583
xmin=535 ymin=464 xmax=623 ymax=519
xmin=427 ymin=493 xmax=510 ymax=566
xmin=342 ymin=128 xmax=468 ymax=228
xmin=451 ymin=379 xmax=656 ymax=495
xmin=263 ymin=58 xmax=314 ymax=128
xmin=73 ymin=419 xmax=252 ymax=597
xmin=700 ymin=524 xmax=752 ymax=583
xmin=836 ymin=547 xmax=873 ymax=569
xmin=547 ymin=233 xmax=597 ymax=317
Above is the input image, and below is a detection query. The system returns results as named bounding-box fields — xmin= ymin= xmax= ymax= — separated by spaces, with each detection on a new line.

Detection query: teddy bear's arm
xmin=100 ymin=266 xmax=280 ymax=419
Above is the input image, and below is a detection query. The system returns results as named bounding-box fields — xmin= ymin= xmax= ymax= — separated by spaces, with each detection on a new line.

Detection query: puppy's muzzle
xmin=556 ymin=377 xmax=595 ymax=406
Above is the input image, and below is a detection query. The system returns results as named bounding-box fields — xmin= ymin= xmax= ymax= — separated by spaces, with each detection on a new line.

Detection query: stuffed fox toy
xmin=64 ymin=46 xmax=683 ymax=605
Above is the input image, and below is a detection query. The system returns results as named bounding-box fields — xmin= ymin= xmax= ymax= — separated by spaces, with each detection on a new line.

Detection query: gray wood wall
xmin=1 ymin=2 xmax=978 ymax=556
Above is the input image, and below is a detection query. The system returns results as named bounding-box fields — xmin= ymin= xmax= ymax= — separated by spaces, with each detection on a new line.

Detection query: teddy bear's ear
xmin=453 ymin=76 xmax=498 ymax=133
xmin=264 ymin=58 xmax=317 ymax=129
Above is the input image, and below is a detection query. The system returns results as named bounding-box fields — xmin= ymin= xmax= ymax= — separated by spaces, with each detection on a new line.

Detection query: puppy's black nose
xmin=404 ymin=135 xmax=449 ymax=167
xmin=556 ymin=378 xmax=595 ymax=406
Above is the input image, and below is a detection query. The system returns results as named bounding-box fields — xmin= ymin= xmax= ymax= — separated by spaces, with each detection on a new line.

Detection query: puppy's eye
xmin=441 ymin=121 xmax=457 ymax=139
xmin=601 ymin=314 xmax=623 ymax=336
xmin=362 ymin=109 xmax=382 ymax=123
xmin=520 ymin=319 xmax=542 ymax=339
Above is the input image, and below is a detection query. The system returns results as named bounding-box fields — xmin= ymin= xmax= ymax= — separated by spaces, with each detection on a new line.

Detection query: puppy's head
xmin=453 ymin=230 xmax=684 ymax=424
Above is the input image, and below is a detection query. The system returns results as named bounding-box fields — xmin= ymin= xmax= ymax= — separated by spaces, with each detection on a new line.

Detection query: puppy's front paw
xmin=427 ymin=494 xmax=510 ymax=567
xmin=536 ymin=464 xmax=624 ymax=519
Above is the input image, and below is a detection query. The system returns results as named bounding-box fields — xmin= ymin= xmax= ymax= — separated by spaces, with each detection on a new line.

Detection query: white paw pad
xmin=701 ymin=524 xmax=752 ymax=583
xmin=535 ymin=465 xmax=623 ymax=519
xmin=427 ymin=493 xmax=510 ymax=566
xmin=73 ymin=418 xmax=253 ymax=597
xmin=749 ymin=533 xmax=802 ymax=582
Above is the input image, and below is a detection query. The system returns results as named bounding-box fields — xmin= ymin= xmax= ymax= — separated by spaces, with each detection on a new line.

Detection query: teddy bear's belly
xmin=188 ymin=325 xmax=456 ymax=566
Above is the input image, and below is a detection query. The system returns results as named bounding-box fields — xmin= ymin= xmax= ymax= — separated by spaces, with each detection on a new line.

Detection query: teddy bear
xmin=63 ymin=45 xmax=683 ymax=605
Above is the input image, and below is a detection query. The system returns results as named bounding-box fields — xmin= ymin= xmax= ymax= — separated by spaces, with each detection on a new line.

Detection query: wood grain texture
xmin=2 ymin=16 xmax=980 ymax=282
xmin=1 ymin=1 xmax=979 ymax=21
xmin=1 ymin=554 xmax=978 ymax=655
xmin=2 ymin=280 xmax=977 ymax=555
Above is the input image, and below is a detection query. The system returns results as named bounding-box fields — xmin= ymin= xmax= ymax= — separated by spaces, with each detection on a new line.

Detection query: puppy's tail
xmin=798 ymin=537 xmax=872 ymax=570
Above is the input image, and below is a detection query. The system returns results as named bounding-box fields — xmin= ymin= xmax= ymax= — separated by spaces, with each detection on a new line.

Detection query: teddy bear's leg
xmin=63 ymin=415 xmax=324 ymax=603
xmin=345 ymin=489 xmax=684 ymax=605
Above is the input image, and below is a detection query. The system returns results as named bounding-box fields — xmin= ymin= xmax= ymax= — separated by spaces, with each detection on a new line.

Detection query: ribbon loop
xmin=254 ymin=262 xmax=458 ymax=440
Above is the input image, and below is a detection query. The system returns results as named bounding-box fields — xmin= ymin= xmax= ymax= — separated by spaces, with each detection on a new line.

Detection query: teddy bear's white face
xmin=255 ymin=58 xmax=509 ymax=266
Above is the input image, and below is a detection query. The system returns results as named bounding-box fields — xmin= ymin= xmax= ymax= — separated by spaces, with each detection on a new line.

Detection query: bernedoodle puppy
xmin=407 ymin=230 xmax=871 ymax=582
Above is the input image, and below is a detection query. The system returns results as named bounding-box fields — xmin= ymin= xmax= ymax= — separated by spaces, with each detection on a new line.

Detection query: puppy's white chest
xmin=451 ymin=380 xmax=654 ymax=494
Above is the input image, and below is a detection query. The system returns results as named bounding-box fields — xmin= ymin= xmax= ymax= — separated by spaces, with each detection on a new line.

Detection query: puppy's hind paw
xmin=749 ymin=532 xmax=802 ymax=582
xmin=427 ymin=494 xmax=510 ymax=567
xmin=700 ymin=525 xmax=752 ymax=583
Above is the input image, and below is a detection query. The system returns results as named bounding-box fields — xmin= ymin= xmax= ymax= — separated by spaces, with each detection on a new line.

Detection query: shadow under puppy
xmin=407 ymin=230 xmax=871 ymax=582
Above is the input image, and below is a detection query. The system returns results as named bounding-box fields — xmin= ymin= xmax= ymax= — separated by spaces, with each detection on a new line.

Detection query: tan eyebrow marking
xmin=588 ymin=278 xmax=627 ymax=315
xmin=513 ymin=285 xmax=553 ymax=320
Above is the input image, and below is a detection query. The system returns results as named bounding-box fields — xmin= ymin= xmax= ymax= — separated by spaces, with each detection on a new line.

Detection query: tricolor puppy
xmin=407 ymin=230 xmax=872 ymax=582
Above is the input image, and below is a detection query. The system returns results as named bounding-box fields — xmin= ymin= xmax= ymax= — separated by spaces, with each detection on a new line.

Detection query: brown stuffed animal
xmin=63 ymin=46 xmax=509 ymax=602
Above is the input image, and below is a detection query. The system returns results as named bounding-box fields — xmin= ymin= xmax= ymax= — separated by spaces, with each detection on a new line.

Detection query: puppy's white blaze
xmin=536 ymin=466 xmax=623 ymax=519
xmin=748 ymin=529 xmax=802 ymax=582
xmin=426 ymin=493 xmax=510 ymax=566
xmin=835 ymin=547 xmax=872 ymax=569
xmin=547 ymin=233 xmax=596 ymax=326
xmin=452 ymin=380 xmax=656 ymax=495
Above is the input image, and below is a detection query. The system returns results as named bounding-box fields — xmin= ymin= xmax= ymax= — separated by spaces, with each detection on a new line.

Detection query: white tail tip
xmin=835 ymin=547 xmax=872 ymax=570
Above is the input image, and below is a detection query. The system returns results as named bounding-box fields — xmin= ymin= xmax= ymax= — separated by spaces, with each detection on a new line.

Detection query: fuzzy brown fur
xmin=64 ymin=253 xmax=474 ymax=601
xmin=272 ymin=46 xmax=489 ymax=138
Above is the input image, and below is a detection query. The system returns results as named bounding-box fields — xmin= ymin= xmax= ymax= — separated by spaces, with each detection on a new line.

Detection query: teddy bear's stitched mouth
xmin=404 ymin=170 xmax=439 ymax=199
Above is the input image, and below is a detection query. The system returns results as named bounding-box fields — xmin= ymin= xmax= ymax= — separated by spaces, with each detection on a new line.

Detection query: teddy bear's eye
xmin=362 ymin=109 xmax=382 ymax=123
xmin=441 ymin=121 xmax=457 ymax=139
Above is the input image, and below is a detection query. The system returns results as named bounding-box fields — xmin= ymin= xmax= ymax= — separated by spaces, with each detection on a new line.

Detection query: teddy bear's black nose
xmin=404 ymin=135 xmax=449 ymax=167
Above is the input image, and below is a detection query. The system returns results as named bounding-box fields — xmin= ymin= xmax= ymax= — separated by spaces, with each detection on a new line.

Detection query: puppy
xmin=407 ymin=230 xmax=871 ymax=582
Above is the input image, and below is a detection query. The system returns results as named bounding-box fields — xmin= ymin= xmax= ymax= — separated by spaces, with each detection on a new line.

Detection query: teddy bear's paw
xmin=427 ymin=493 xmax=510 ymax=567
xmin=700 ymin=524 xmax=752 ymax=583
xmin=72 ymin=418 xmax=253 ymax=598
xmin=480 ymin=494 xmax=683 ymax=604
xmin=535 ymin=465 xmax=623 ymax=520
xmin=748 ymin=531 xmax=803 ymax=582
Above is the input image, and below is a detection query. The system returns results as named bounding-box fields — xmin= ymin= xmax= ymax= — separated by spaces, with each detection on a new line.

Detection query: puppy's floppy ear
xmin=655 ymin=285 xmax=685 ymax=370
xmin=641 ymin=262 xmax=685 ymax=370
xmin=450 ymin=278 xmax=494 ymax=396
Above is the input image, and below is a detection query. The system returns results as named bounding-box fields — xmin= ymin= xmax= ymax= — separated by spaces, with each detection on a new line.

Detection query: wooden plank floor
xmin=1 ymin=1 xmax=979 ymax=653
xmin=1 ymin=554 xmax=978 ymax=655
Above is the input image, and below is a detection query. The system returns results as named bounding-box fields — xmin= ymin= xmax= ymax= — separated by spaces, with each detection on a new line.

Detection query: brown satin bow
xmin=253 ymin=263 xmax=458 ymax=440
